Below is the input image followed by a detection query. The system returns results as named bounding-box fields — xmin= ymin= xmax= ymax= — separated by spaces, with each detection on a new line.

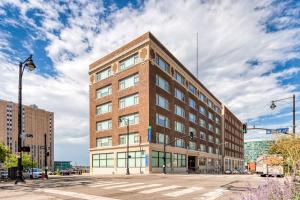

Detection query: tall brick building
xmin=89 ymin=32 xmax=243 ymax=174
xmin=0 ymin=99 xmax=54 ymax=170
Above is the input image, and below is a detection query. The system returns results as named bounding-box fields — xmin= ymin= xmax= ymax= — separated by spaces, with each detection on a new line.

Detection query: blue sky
xmin=0 ymin=0 xmax=299 ymax=165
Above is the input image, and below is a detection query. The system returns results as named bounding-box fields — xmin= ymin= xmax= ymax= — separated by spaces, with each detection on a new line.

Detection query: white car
xmin=23 ymin=168 xmax=42 ymax=179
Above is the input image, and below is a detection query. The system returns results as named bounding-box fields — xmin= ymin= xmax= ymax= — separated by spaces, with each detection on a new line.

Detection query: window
xmin=152 ymin=151 xmax=171 ymax=168
xmin=189 ymin=127 xmax=196 ymax=137
xmin=92 ymin=153 xmax=113 ymax=168
xmin=96 ymin=137 xmax=112 ymax=147
xmin=208 ymin=123 xmax=214 ymax=132
xmin=174 ymin=71 xmax=185 ymax=85
xmin=96 ymin=119 xmax=112 ymax=131
xmin=156 ymin=94 xmax=169 ymax=110
xmin=200 ymin=144 xmax=206 ymax=152
xmin=199 ymin=157 xmax=206 ymax=165
xmin=119 ymin=113 xmax=139 ymax=127
xmin=208 ymin=100 xmax=213 ymax=109
xmin=189 ymin=98 xmax=197 ymax=109
xmin=119 ymin=133 xmax=139 ymax=145
xmin=199 ymin=106 xmax=206 ymax=116
xmin=119 ymin=54 xmax=138 ymax=71
xmin=208 ymin=112 xmax=214 ymax=120
xmin=199 ymin=93 xmax=206 ymax=102
xmin=119 ymin=93 xmax=139 ymax=109
xmin=173 ymin=153 xmax=186 ymax=167
xmin=189 ymin=141 xmax=196 ymax=150
xmin=175 ymin=121 xmax=185 ymax=133
xmin=96 ymin=85 xmax=112 ymax=98
xmin=216 ymin=127 xmax=221 ymax=135
xmin=96 ymin=67 xmax=111 ymax=81
xmin=188 ymin=83 xmax=197 ymax=95
xmin=216 ymin=117 xmax=220 ymax=124
xmin=200 ymin=131 xmax=206 ymax=140
xmin=174 ymin=88 xmax=185 ymax=101
xmin=156 ymin=133 xmax=169 ymax=144
xmin=208 ymin=135 xmax=214 ymax=143
xmin=96 ymin=102 xmax=112 ymax=115
xmin=156 ymin=75 xmax=170 ymax=92
xmin=117 ymin=151 xmax=145 ymax=168
xmin=208 ymin=146 xmax=214 ymax=154
xmin=189 ymin=113 xmax=196 ymax=124
xmin=156 ymin=113 xmax=170 ymax=128
xmin=174 ymin=104 xmax=185 ymax=118
xmin=175 ymin=138 xmax=184 ymax=148
xmin=119 ymin=74 xmax=139 ymax=90
xmin=200 ymin=118 xmax=206 ymax=128
xmin=156 ymin=55 xmax=170 ymax=73
xmin=215 ymin=137 xmax=220 ymax=144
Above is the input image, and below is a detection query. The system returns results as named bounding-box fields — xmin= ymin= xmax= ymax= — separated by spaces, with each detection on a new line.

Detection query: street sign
xmin=275 ymin=128 xmax=289 ymax=134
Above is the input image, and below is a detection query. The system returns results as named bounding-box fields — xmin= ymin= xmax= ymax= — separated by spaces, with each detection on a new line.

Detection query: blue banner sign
xmin=148 ymin=126 xmax=152 ymax=143
xmin=275 ymin=128 xmax=289 ymax=134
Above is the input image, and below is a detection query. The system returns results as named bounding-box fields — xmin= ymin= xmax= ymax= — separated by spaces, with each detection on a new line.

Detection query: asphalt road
xmin=0 ymin=174 xmax=271 ymax=200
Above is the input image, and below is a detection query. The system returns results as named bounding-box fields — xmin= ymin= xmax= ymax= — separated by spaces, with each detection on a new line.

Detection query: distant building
xmin=0 ymin=99 xmax=54 ymax=170
xmin=54 ymin=161 xmax=72 ymax=171
xmin=244 ymin=138 xmax=274 ymax=164
xmin=88 ymin=32 xmax=244 ymax=175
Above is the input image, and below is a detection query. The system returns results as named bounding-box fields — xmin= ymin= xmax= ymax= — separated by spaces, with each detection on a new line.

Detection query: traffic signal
xmin=242 ymin=123 xmax=247 ymax=134
xmin=46 ymin=152 xmax=50 ymax=156
xmin=21 ymin=146 xmax=30 ymax=152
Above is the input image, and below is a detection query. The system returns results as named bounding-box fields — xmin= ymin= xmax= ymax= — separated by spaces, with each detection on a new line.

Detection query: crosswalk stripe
xmin=164 ymin=187 xmax=203 ymax=197
xmin=197 ymin=189 xmax=228 ymax=200
xmin=36 ymin=188 xmax=119 ymax=200
xmin=120 ymin=184 xmax=162 ymax=192
xmin=103 ymin=183 xmax=144 ymax=189
xmin=89 ymin=182 xmax=128 ymax=188
xmin=139 ymin=185 xmax=181 ymax=194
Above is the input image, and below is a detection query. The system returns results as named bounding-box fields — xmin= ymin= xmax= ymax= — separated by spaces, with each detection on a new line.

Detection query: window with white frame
xmin=208 ymin=112 xmax=214 ymax=120
xmin=175 ymin=138 xmax=184 ymax=148
xmin=216 ymin=127 xmax=221 ymax=135
xmin=207 ymin=99 xmax=213 ymax=108
xmin=174 ymin=88 xmax=185 ymax=101
xmin=174 ymin=104 xmax=185 ymax=118
xmin=156 ymin=113 xmax=170 ymax=128
xmin=156 ymin=133 xmax=169 ymax=144
xmin=208 ymin=146 xmax=214 ymax=153
xmin=156 ymin=55 xmax=170 ymax=73
xmin=175 ymin=121 xmax=185 ymax=133
xmin=96 ymin=136 xmax=112 ymax=147
xmin=200 ymin=131 xmax=206 ymax=140
xmin=215 ymin=137 xmax=220 ymax=144
xmin=189 ymin=112 xmax=196 ymax=124
xmin=189 ymin=98 xmax=197 ymax=109
xmin=119 ymin=73 xmax=139 ymax=90
xmin=119 ymin=93 xmax=139 ymax=109
xmin=189 ymin=127 xmax=196 ymax=137
xmin=156 ymin=74 xmax=170 ymax=92
xmin=119 ymin=54 xmax=138 ymax=71
xmin=119 ymin=113 xmax=139 ymax=127
xmin=119 ymin=132 xmax=139 ymax=145
xmin=96 ymin=119 xmax=112 ymax=131
xmin=208 ymin=123 xmax=214 ymax=132
xmin=188 ymin=83 xmax=197 ymax=95
xmin=208 ymin=135 xmax=214 ymax=143
xmin=156 ymin=94 xmax=169 ymax=110
xmin=189 ymin=141 xmax=196 ymax=150
xmin=200 ymin=118 xmax=206 ymax=128
xmin=96 ymin=85 xmax=112 ymax=98
xmin=216 ymin=116 xmax=220 ymax=124
xmin=96 ymin=67 xmax=111 ymax=81
xmin=199 ymin=93 xmax=206 ymax=102
xmin=174 ymin=71 xmax=185 ymax=85
xmin=200 ymin=144 xmax=206 ymax=152
xmin=199 ymin=106 xmax=206 ymax=116
xmin=96 ymin=102 xmax=112 ymax=115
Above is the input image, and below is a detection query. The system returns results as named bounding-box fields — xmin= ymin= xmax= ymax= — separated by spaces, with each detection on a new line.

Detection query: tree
xmin=4 ymin=153 xmax=37 ymax=169
xmin=269 ymin=136 xmax=300 ymax=181
xmin=0 ymin=142 xmax=9 ymax=163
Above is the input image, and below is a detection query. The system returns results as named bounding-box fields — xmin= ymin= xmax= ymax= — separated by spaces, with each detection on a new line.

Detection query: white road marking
xmin=197 ymin=188 xmax=228 ymax=200
xmin=164 ymin=187 xmax=203 ymax=197
xmin=120 ymin=184 xmax=162 ymax=192
xmin=89 ymin=182 xmax=128 ymax=188
xmin=139 ymin=185 xmax=181 ymax=194
xmin=103 ymin=183 xmax=144 ymax=189
xmin=36 ymin=188 xmax=119 ymax=200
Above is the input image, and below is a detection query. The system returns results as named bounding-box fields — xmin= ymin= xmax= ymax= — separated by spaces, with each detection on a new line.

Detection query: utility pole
xmin=44 ymin=134 xmax=48 ymax=179
xmin=126 ymin=119 xmax=130 ymax=175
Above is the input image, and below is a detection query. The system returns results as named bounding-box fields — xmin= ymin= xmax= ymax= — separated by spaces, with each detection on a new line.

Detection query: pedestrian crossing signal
xmin=242 ymin=123 xmax=247 ymax=134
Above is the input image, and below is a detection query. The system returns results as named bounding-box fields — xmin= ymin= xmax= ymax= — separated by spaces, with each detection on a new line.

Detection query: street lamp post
xmin=270 ymin=94 xmax=296 ymax=135
xmin=25 ymin=134 xmax=33 ymax=179
xmin=16 ymin=55 xmax=36 ymax=184
xmin=119 ymin=118 xmax=130 ymax=175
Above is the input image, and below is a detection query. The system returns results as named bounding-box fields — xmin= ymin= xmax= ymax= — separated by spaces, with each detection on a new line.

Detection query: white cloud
xmin=0 ymin=0 xmax=300 ymax=165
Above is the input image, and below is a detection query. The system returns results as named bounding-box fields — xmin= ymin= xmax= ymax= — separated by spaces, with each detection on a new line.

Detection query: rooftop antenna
xmin=196 ymin=32 xmax=199 ymax=79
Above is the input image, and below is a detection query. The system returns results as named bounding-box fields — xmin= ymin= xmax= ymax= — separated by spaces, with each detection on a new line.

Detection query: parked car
xmin=225 ymin=169 xmax=232 ymax=174
xmin=23 ymin=168 xmax=42 ymax=179
xmin=60 ymin=170 xmax=71 ymax=176
xmin=0 ymin=171 xmax=8 ymax=179
xmin=232 ymin=169 xmax=240 ymax=174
